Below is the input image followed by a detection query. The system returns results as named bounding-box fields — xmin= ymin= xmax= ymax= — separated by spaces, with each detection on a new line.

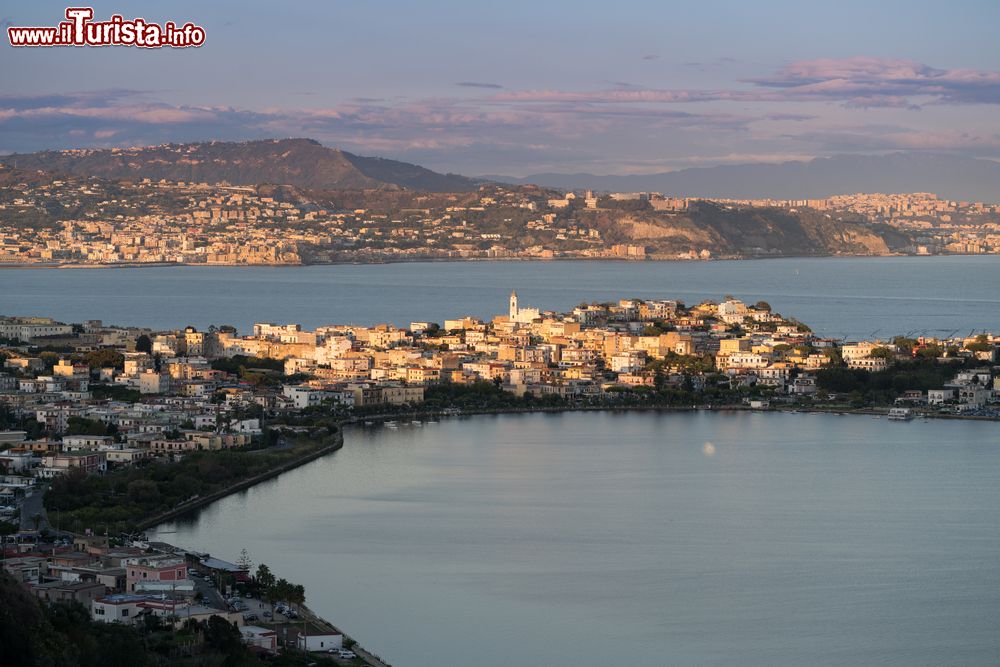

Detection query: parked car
xmin=242 ymin=613 xmax=258 ymax=622
xmin=337 ymin=650 xmax=356 ymax=659
xmin=262 ymin=610 xmax=272 ymax=618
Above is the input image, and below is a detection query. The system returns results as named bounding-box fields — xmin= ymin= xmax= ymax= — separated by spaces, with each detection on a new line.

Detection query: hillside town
xmin=3 ymin=163 xmax=1000 ymax=265
xmin=1 ymin=292 xmax=999 ymax=660
xmin=2 ymin=292 xmax=999 ymax=485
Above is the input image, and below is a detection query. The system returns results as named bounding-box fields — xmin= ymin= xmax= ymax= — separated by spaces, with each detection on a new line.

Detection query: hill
xmin=0 ymin=139 xmax=480 ymax=193
xmin=485 ymin=153 xmax=1000 ymax=202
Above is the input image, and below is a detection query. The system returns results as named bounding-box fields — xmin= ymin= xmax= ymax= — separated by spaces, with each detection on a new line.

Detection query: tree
xmin=916 ymin=344 xmax=943 ymax=359
xmin=290 ymin=584 xmax=305 ymax=608
xmin=84 ymin=348 xmax=124 ymax=370
xmin=892 ymin=336 xmax=918 ymax=355
xmin=967 ymin=334 xmax=992 ymax=353
xmin=236 ymin=548 xmax=253 ymax=573
xmin=255 ymin=563 xmax=276 ymax=591
xmin=66 ymin=416 xmax=114 ymax=437
xmin=135 ymin=335 xmax=152 ymax=354
xmin=202 ymin=615 xmax=243 ymax=655
xmin=126 ymin=479 xmax=160 ymax=505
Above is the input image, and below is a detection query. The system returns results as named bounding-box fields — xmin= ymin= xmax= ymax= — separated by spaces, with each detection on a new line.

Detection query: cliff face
xmin=600 ymin=203 xmax=910 ymax=256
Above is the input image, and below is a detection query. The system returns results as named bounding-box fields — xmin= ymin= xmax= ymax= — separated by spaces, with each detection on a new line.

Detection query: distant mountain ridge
xmin=5 ymin=141 xmax=997 ymax=201
xmin=484 ymin=153 xmax=1000 ymax=202
xmin=0 ymin=139 xmax=480 ymax=193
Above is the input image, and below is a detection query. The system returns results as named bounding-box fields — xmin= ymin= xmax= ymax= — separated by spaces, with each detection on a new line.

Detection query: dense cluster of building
xmin=4 ymin=167 xmax=1000 ymax=265
xmin=2 ymin=294 xmax=998 ymax=486
xmin=0 ymin=176 xmax=623 ymax=264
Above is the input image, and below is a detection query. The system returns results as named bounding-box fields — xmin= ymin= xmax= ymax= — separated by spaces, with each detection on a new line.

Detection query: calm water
xmin=3 ymin=255 xmax=1000 ymax=338
xmin=151 ymin=411 xmax=1000 ymax=667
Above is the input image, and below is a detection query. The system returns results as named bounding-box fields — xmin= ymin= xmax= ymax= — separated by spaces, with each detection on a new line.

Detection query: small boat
xmin=364 ymin=421 xmax=374 ymax=426
xmin=887 ymin=408 xmax=914 ymax=421
xmin=384 ymin=420 xmax=398 ymax=429
xmin=411 ymin=420 xmax=422 ymax=426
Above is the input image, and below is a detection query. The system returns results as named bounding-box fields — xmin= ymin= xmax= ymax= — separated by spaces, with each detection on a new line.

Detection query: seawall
xmin=137 ymin=430 xmax=343 ymax=531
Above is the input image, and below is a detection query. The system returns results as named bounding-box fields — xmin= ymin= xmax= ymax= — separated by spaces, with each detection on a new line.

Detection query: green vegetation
xmin=816 ymin=357 xmax=975 ymax=406
xmin=45 ymin=429 xmax=338 ymax=534
xmin=66 ymin=416 xmax=118 ymax=438
xmin=210 ymin=356 xmax=288 ymax=388
xmin=420 ymin=380 xmax=563 ymax=410
xmin=210 ymin=355 xmax=285 ymax=374
xmin=82 ymin=348 xmax=125 ymax=370
xmin=967 ymin=334 xmax=993 ymax=353
xmin=89 ymin=384 xmax=142 ymax=403
xmin=135 ymin=334 xmax=152 ymax=354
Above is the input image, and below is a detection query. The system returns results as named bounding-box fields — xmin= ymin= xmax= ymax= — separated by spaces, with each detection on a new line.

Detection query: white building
xmin=282 ymin=385 xmax=332 ymax=409
xmin=927 ymin=388 xmax=955 ymax=405
xmin=0 ymin=318 xmax=73 ymax=342
xmin=139 ymin=371 xmax=169 ymax=395
xmin=717 ymin=300 xmax=749 ymax=325
xmin=509 ymin=291 xmax=541 ymax=324
xmin=297 ymin=632 xmax=343 ymax=652
xmin=846 ymin=357 xmax=890 ymax=372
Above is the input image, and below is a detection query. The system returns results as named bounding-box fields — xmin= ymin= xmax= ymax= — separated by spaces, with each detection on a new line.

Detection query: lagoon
xmin=151 ymin=411 xmax=1000 ymax=667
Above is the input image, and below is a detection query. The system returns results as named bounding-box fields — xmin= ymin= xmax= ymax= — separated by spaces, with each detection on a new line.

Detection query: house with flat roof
xmin=125 ymin=555 xmax=189 ymax=593
xmin=31 ymin=580 xmax=106 ymax=606
xmin=297 ymin=632 xmax=343 ymax=652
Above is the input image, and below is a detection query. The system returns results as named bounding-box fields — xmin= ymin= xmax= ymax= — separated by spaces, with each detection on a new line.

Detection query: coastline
xmin=340 ymin=402 xmax=1000 ymax=426
xmin=4 ymin=251 xmax=981 ymax=271
xmin=136 ymin=431 xmax=343 ymax=531
xmin=145 ymin=402 xmax=1000 ymax=535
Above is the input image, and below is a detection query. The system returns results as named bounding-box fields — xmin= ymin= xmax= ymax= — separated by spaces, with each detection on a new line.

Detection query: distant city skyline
xmin=2 ymin=0 xmax=1000 ymax=175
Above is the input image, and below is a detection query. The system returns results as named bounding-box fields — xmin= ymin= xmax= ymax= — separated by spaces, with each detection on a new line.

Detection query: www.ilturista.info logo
xmin=7 ymin=7 xmax=206 ymax=48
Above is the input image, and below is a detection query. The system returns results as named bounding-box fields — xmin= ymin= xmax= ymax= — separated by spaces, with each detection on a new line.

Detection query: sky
xmin=2 ymin=0 xmax=1000 ymax=175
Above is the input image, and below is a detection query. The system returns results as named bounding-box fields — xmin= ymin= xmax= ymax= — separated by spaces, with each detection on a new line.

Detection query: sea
xmin=2 ymin=255 xmax=1000 ymax=339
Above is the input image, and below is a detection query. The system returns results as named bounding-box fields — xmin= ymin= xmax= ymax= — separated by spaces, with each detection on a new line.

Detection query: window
xmin=121 ymin=609 xmax=129 ymax=617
